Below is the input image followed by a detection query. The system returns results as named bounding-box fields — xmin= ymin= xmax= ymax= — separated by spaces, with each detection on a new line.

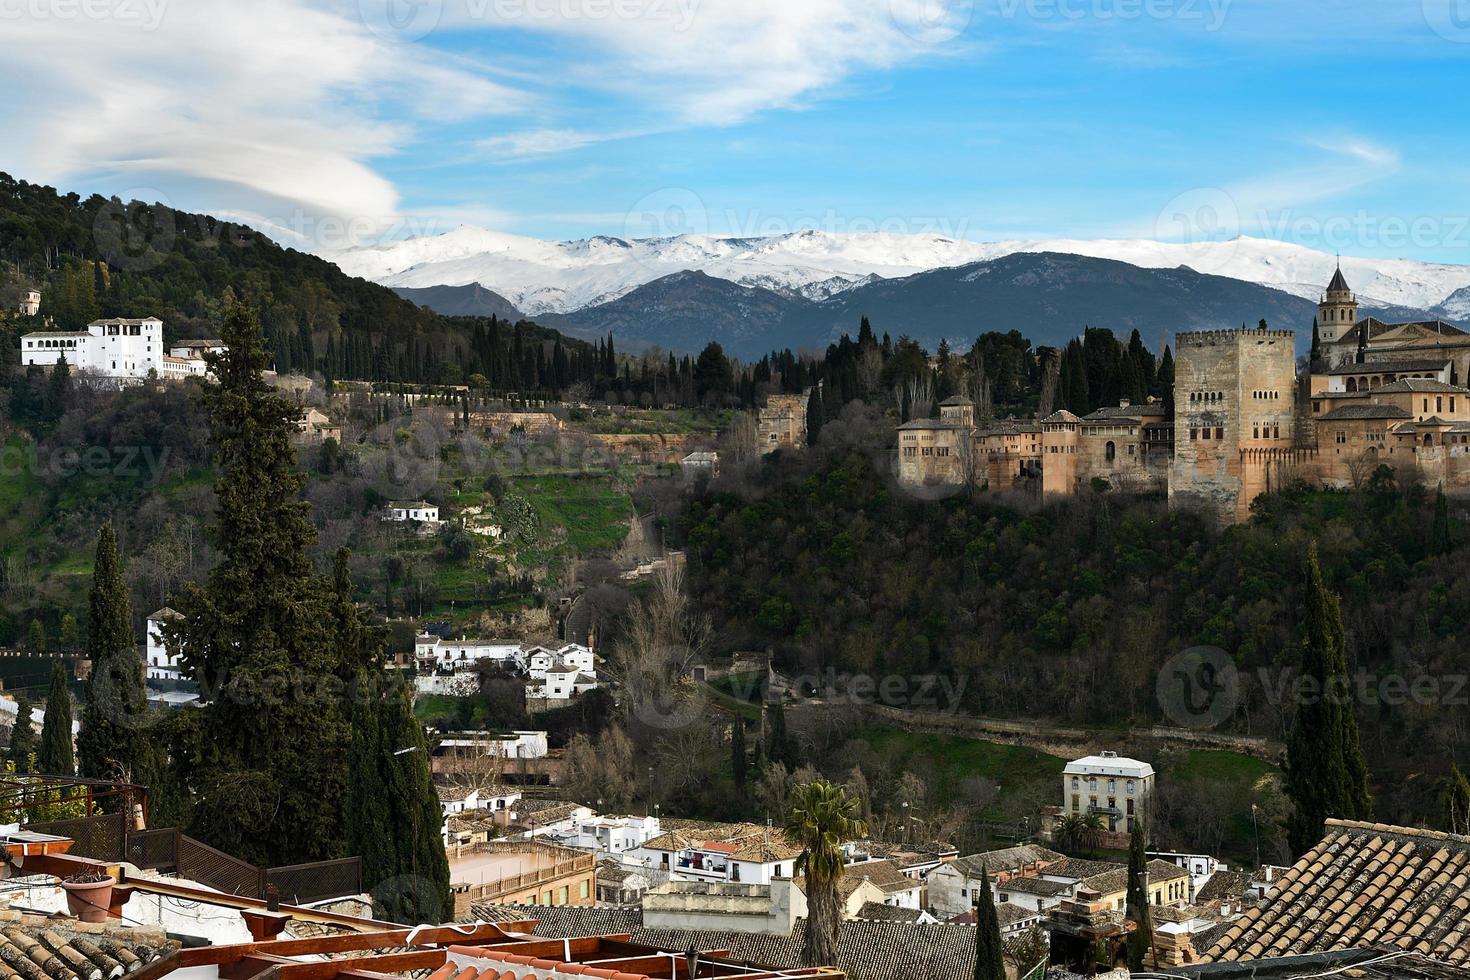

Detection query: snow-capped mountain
xmin=325 ymin=225 xmax=1470 ymax=318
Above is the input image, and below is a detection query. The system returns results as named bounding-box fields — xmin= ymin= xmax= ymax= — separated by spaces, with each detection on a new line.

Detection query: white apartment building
xmin=146 ymin=607 xmax=185 ymax=681
xmin=1062 ymin=750 xmax=1156 ymax=832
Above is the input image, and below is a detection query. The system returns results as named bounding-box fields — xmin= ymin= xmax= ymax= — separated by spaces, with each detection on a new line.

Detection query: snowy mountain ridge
xmin=324 ymin=225 xmax=1470 ymax=318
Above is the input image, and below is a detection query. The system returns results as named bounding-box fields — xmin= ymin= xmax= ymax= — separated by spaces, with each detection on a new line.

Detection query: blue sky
xmin=2 ymin=0 xmax=1469 ymax=260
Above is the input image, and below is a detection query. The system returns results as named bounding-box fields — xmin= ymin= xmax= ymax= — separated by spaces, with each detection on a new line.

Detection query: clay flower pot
xmin=61 ymin=874 xmax=114 ymax=923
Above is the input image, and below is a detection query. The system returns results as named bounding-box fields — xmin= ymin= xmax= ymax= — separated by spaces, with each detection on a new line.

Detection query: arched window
xmin=1105 ymin=441 xmax=1116 ymax=461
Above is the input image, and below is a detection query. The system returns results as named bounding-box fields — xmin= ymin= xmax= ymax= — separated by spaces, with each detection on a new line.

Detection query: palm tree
xmin=1080 ymin=812 xmax=1105 ymax=857
xmin=785 ymin=779 xmax=867 ymax=968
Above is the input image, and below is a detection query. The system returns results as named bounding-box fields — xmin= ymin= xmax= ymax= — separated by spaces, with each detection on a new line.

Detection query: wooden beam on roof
xmin=177 ymin=925 xmax=527 ymax=968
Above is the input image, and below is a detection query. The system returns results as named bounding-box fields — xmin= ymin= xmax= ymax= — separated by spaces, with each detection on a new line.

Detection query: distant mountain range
xmin=330 ymin=225 xmax=1470 ymax=357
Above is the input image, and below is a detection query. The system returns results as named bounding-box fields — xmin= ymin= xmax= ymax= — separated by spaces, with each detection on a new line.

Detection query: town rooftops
xmin=949 ymin=844 xmax=1065 ymax=879
xmin=1063 ymin=752 xmax=1155 ymax=779
xmin=1044 ymin=857 xmax=1127 ymax=881
xmin=387 ymin=500 xmax=435 ymax=509
xmin=90 ymin=317 xmax=161 ymax=326
xmin=1201 ymin=819 xmax=1470 ymax=966
xmin=148 ymin=606 xmax=181 ymax=620
xmin=999 ymin=875 xmax=1073 ymax=897
xmin=21 ymin=331 xmax=91 ymax=339
xmin=1194 ymin=869 xmax=1254 ymax=905
xmin=939 ymin=395 xmax=974 ymax=406
xmin=1147 ymin=858 xmax=1193 ymax=884
xmin=1042 ymin=410 xmax=1082 ymax=424
xmin=1317 ymin=404 xmax=1414 ymax=421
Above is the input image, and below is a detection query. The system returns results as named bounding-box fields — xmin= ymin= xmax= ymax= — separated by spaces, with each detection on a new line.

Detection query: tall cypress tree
xmin=168 ymin=298 xmax=356 ymax=866
xmin=337 ymin=546 xmax=449 ymax=924
xmin=8 ymin=693 xmax=36 ymax=773
xmin=1285 ymin=545 xmax=1373 ymax=855
xmin=1444 ymin=765 xmax=1470 ymax=835
xmin=1125 ymin=823 xmax=1154 ymax=970
xmin=38 ymin=658 xmax=74 ymax=775
xmin=973 ymin=864 xmax=1005 ymax=980
xmin=78 ymin=524 xmax=155 ymax=783
xmin=1432 ymin=486 xmax=1452 ymax=556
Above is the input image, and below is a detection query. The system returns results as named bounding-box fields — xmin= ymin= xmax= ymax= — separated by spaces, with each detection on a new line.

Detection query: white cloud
xmin=478 ymin=128 xmax=620 ymax=159
xmin=0 ymin=0 xmax=522 ymax=246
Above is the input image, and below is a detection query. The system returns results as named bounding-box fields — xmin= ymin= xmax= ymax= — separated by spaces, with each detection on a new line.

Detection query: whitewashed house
xmin=927 ymin=844 xmax=1065 ymax=920
xmin=383 ymin=501 xmax=441 ymax=524
xmin=146 ymin=607 xmax=185 ymax=681
xmin=19 ymin=290 xmax=40 ymax=316
xmin=415 ymin=634 xmax=523 ymax=672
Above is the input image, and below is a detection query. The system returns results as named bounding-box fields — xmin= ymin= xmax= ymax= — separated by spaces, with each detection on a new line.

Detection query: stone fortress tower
xmin=1167 ymin=323 xmax=1301 ymax=523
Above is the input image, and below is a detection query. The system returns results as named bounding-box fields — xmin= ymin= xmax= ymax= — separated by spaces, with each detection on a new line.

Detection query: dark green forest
xmin=674 ymin=405 xmax=1470 ymax=828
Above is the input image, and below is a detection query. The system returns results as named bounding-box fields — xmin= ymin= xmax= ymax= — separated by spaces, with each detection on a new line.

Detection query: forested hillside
xmin=672 ymin=406 xmax=1470 ymax=828
xmin=0 ymin=173 xmax=596 ymax=390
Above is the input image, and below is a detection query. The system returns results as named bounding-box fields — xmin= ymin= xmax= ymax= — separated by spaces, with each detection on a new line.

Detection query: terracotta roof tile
xmin=1200 ymin=819 xmax=1470 ymax=965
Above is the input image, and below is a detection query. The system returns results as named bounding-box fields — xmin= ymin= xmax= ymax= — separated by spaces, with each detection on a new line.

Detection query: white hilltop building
xmin=146 ymin=607 xmax=186 ymax=681
xmin=19 ymin=289 xmax=40 ymax=316
xmin=18 ymin=317 xmax=222 ymax=383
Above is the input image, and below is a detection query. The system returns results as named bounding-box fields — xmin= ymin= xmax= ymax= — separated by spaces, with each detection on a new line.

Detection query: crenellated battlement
xmin=1176 ymin=327 xmax=1297 ymax=347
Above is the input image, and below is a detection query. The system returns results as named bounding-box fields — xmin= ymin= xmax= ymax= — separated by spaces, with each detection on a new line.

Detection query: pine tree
xmin=1285 ymin=544 xmax=1373 ymax=855
xmin=973 ymin=864 xmax=1005 ymax=980
xmin=27 ymin=619 xmax=46 ymax=654
xmin=1310 ymin=317 xmax=1322 ymax=369
xmin=78 ymin=524 xmax=156 ymax=783
xmin=1125 ymin=823 xmax=1154 ymax=970
xmin=38 ymin=658 xmax=74 ymax=775
xmin=168 ymin=298 xmax=356 ymax=865
xmin=1444 ymin=765 xmax=1470 ymax=835
xmin=7 ymin=693 xmax=36 ymax=773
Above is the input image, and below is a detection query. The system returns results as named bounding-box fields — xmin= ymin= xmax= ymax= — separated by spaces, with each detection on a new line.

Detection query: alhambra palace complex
xmin=899 ymin=268 xmax=1470 ymax=522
